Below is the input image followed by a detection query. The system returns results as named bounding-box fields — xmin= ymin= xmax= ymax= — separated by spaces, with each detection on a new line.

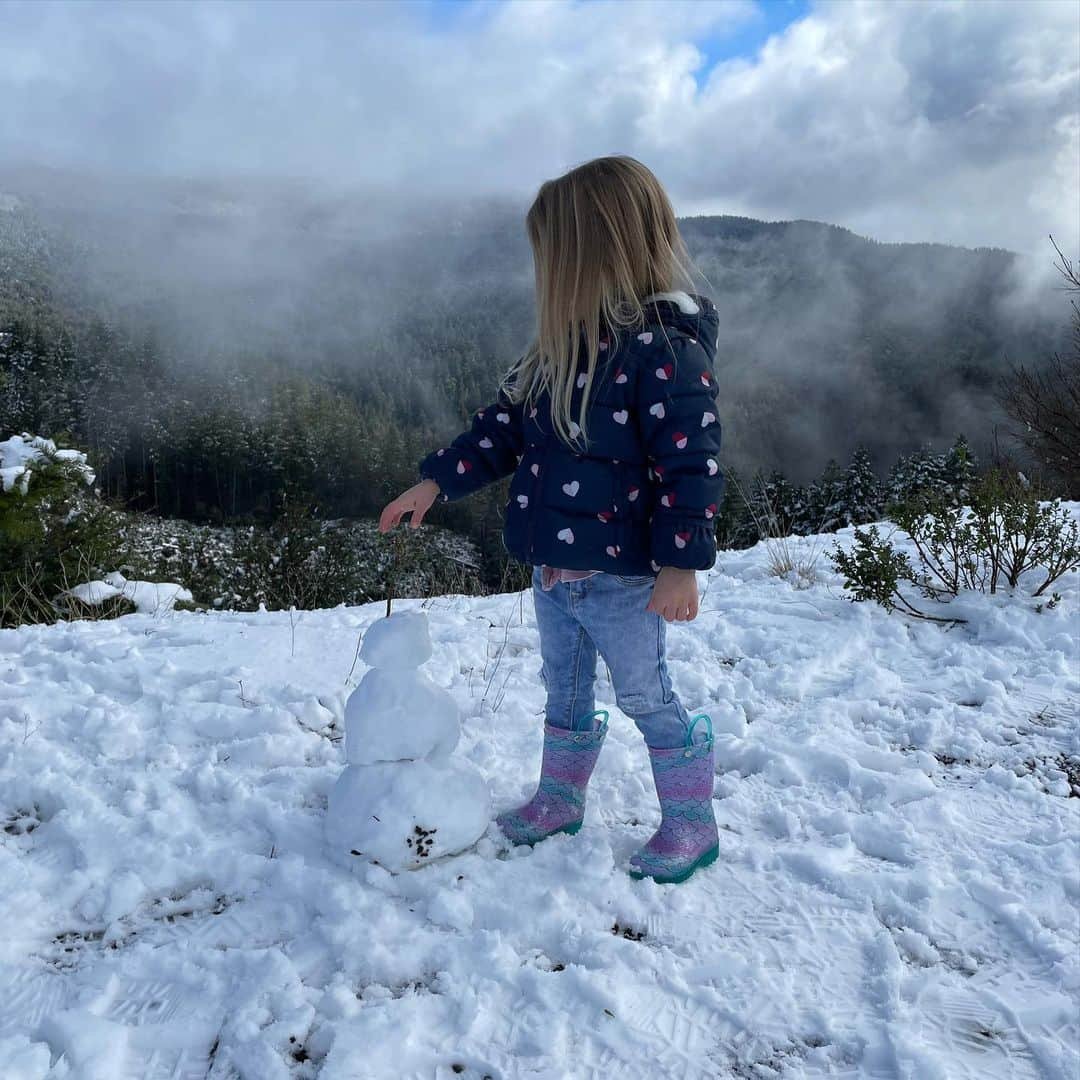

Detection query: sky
xmin=0 ymin=0 xmax=1077 ymax=259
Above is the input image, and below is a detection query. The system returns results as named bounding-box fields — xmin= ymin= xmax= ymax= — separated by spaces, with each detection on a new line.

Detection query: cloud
xmin=0 ymin=0 xmax=1075 ymax=255
xmin=679 ymin=0 xmax=1079 ymax=258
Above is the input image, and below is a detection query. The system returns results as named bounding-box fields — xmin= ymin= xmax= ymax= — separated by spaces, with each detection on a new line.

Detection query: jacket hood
xmin=641 ymin=291 xmax=718 ymax=350
xmin=575 ymin=291 xmax=718 ymax=357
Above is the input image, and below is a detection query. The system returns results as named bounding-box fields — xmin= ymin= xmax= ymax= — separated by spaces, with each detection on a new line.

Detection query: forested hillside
xmin=0 ymin=173 xmax=1070 ymax=584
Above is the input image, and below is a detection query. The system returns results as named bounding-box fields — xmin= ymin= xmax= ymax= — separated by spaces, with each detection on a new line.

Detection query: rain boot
xmin=629 ymin=713 xmax=719 ymax=884
xmin=496 ymin=709 xmax=609 ymax=846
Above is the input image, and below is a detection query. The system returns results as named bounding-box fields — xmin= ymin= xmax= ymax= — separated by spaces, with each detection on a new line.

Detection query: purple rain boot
xmin=496 ymin=709 xmax=609 ymax=846
xmin=629 ymin=713 xmax=720 ymax=885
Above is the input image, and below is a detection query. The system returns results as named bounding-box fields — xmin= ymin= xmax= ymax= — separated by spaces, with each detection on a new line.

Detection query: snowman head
xmin=359 ymin=610 xmax=433 ymax=670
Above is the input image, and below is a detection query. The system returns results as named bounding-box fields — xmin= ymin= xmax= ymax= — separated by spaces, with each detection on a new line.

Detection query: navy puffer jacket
xmin=418 ymin=291 xmax=724 ymax=575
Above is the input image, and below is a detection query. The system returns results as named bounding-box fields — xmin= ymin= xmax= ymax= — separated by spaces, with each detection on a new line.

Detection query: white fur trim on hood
xmin=643 ymin=290 xmax=700 ymax=315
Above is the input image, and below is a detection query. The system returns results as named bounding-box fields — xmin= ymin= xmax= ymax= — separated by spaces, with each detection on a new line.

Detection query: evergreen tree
xmin=38 ymin=329 xmax=81 ymax=439
xmin=0 ymin=321 xmax=38 ymax=433
xmin=886 ymin=437 xmax=978 ymax=510
xmin=802 ymin=458 xmax=845 ymax=533
xmin=713 ymin=467 xmax=757 ymax=550
xmin=751 ymin=470 xmax=803 ymax=538
xmin=886 ymin=444 xmax=947 ymax=507
xmin=834 ymin=446 xmax=884 ymax=526
xmin=942 ymin=434 xmax=978 ymax=504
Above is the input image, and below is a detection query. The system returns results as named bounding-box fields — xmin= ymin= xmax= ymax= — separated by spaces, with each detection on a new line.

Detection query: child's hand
xmin=379 ymin=479 xmax=441 ymax=532
xmin=646 ymin=567 xmax=699 ymax=622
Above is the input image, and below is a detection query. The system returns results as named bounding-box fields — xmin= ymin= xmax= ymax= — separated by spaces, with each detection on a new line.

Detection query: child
xmin=378 ymin=156 xmax=724 ymax=885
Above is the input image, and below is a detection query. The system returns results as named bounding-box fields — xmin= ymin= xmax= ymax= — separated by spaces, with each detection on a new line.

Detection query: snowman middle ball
xmin=345 ymin=667 xmax=460 ymax=765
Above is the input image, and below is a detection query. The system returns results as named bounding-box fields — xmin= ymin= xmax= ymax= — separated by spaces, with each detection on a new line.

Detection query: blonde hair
xmin=501 ymin=155 xmax=701 ymax=449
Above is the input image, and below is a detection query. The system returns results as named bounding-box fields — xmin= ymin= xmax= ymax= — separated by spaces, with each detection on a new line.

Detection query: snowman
xmin=325 ymin=609 xmax=491 ymax=871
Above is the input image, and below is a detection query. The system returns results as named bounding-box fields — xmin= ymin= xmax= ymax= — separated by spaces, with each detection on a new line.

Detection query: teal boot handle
xmin=686 ymin=712 xmax=713 ymax=747
xmin=575 ymin=708 xmax=609 ymax=733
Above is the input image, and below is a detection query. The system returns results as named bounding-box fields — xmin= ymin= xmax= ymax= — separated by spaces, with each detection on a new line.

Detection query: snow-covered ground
xmin=1 ymin=520 xmax=1078 ymax=1079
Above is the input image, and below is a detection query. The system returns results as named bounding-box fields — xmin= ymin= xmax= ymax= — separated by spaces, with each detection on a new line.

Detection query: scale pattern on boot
xmin=497 ymin=724 xmax=606 ymax=846
xmin=629 ymin=739 xmax=719 ymax=883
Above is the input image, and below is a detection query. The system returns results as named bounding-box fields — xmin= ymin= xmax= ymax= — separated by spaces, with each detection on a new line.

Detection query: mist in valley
xmin=1 ymin=160 xmax=1069 ymax=485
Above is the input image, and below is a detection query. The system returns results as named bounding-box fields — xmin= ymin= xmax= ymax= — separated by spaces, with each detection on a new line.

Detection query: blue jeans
xmin=531 ymin=566 xmax=693 ymax=749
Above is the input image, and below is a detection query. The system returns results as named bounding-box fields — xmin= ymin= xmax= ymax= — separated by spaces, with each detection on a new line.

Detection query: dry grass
xmin=729 ymin=470 xmax=828 ymax=587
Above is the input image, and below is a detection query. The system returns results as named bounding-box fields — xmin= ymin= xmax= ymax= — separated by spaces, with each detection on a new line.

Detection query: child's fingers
xmin=379 ymin=501 xmax=405 ymax=533
xmin=649 ymin=594 xmax=676 ymax=622
xmin=666 ymin=593 xmax=698 ymax=621
xmin=409 ymin=502 xmax=427 ymax=529
xmin=648 ymin=587 xmax=701 ymax=622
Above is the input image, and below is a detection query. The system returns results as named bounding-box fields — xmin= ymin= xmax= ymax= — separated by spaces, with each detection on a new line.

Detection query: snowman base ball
xmin=327 ymin=758 xmax=490 ymax=872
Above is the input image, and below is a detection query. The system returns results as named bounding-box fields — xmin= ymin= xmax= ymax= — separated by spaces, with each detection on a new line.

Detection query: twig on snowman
xmin=385 ymin=524 xmax=408 ymax=618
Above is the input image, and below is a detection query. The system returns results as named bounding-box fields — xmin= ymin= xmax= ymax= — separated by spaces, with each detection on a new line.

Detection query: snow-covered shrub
xmin=117 ymin=515 xmax=240 ymax=609
xmin=114 ymin=509 xmax=484 ymax=613
xmin=232 ymin=499 xmax=363 ymax=612
xmin=230 ymin=497 xmax=486 ymax=612
xmin=0 ymin=433 xmax=93 ymax=495
xmin=832 ymin=469 xmax=1079 ymax=620
xmin=56 ymin=572 xmax=195 ymax=620
xmin=0 ymin=434 xmax=125 ymax=626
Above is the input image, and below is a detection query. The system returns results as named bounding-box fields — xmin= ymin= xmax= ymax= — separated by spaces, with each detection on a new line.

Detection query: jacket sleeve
xmin=417 ymin=386 xmax=525 ymax=503
xmin=634 ymin=334 xmax=724 ymax=570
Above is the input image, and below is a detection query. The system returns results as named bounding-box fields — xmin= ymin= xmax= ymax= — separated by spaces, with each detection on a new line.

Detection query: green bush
xmin=831 ymin=468 xmax=1079 ymax=621
xmin=0 ymin=434 xmax=125 ymax=626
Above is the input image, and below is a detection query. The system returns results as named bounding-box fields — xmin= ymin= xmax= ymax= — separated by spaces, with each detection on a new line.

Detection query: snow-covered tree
xmin=802 ymin=458 xmax=845 ymax=533
xmin=886 ymin=444 xmax=948 ymax=507
xmin=886 ymin=437 xmax=979 ymax=510
xmin=753 ymin=470 xmax=804 ymax=538
xmin=942 ymin=434 xmax=978 ymax=504
xmin=834 ymin=446 xmax=884 ymax=526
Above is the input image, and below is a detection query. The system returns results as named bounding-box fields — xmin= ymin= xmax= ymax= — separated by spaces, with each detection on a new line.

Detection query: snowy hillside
xmin=1 ymin=520 xmax=1078 ymax=1079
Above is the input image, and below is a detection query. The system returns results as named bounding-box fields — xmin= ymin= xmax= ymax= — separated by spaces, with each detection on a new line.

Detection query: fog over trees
xmin=0 ymin=168 xmax=1073 ymax=586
